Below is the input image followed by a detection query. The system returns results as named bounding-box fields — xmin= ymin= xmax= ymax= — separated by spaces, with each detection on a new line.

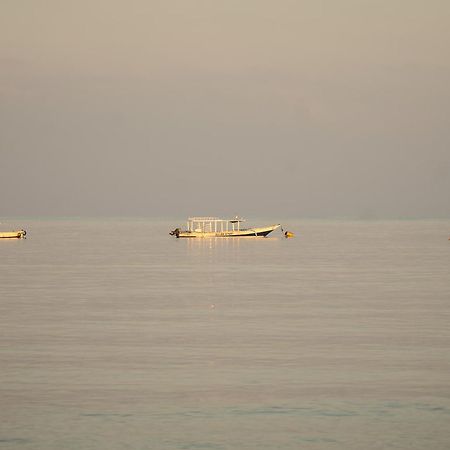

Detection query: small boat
xmin=170 ymin=217 xmax=280 ymax=238
xmin=0 ymin=229 xmax=27 ymax=239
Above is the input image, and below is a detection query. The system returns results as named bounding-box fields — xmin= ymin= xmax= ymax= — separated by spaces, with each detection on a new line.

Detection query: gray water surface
xmin=1 ymin=219 xmax=450 ymax=449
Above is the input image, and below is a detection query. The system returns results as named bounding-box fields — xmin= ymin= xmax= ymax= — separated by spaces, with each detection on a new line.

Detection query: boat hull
xmin=176 ymin=224 xmax=280 ymax=238
xmin=0 ymin=230 xmax=26 ymax=239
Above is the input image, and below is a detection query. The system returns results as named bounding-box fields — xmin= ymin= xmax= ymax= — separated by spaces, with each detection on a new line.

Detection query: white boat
xmin=0 ymin=229 xmax=26 ymax=239
xmin=170 ymin=217 xmax=281 ymax=238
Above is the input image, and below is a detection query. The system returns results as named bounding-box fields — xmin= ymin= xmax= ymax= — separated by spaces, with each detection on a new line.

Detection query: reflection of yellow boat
xmin=170 ymin=217 xmax=280 ymax=238
xmin=0 ymin=230 xmax=27 ymax=239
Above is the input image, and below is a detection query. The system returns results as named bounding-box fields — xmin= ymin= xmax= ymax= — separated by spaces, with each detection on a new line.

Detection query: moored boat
xmin=170 ymin=217 xmax=280 ymax=238
xmin=0 ymin=229 xmax=27 ymax=239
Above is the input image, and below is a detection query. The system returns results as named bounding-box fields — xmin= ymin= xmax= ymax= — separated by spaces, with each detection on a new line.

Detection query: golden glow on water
xmin=1 ymin=219 xmax=450 ymax=449
xmin=185 ymin=236 xmax=280 ymax=249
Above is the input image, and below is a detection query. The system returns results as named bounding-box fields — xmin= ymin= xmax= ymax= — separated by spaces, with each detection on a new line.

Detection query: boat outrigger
xmin=170 ymin=217 xmax=281 ymax=238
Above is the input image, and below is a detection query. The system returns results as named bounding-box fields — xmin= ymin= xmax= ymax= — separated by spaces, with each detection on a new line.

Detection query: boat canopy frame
xmin=187 ymin=217 xmax=245 ymax=233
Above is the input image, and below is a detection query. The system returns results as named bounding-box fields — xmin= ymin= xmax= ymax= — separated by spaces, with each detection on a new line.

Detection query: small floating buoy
xmin=284 ymin=231 xmax=295 ymax=238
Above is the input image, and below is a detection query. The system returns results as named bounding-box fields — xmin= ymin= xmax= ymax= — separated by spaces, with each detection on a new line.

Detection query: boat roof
xmin=188 ymin=216 xmax=245 ymax=222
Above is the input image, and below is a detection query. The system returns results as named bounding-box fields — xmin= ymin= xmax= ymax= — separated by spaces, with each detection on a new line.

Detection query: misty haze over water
xmin=1 ymin=2 xmax=450 ymax=449
xmin=1 ymin=1 xmax=449 ymax=219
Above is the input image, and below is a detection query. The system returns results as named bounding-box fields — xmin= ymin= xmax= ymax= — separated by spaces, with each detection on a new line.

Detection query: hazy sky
xmin=1 ymin=0 xmax=449 ymax=218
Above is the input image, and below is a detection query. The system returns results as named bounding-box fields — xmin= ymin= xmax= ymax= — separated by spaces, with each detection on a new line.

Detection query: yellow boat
xmin=0 ymin=230 xmax=27 ymax=239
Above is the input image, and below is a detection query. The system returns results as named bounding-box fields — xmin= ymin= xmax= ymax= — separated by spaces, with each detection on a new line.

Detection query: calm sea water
xmin=1 ymin=219 xmax=450 ymax=449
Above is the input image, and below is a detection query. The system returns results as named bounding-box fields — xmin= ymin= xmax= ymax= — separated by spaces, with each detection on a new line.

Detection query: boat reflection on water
xmin=185 ymin=235 xmax=280 ymax=249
